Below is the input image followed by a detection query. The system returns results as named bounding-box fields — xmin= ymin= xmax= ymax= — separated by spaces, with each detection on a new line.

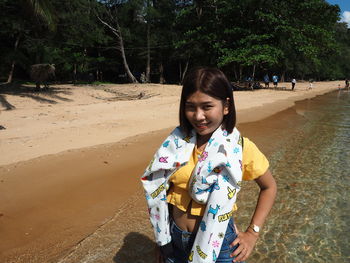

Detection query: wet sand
xmin=0 ymin=81 xmax=343 ymax=262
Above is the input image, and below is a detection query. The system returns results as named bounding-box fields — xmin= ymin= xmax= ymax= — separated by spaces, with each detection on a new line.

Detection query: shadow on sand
xmin=113 ymin=232 xmax=156 ymax=263
xmin=0 ymin=82 xmax=73 ymax=110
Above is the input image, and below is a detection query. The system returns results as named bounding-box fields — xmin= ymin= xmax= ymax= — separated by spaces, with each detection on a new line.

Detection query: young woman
xmin=141 ymin=68 xmax=277 ymax=263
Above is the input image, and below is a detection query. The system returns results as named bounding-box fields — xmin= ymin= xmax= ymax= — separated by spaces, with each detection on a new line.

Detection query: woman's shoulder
xmin=241 ymin=137 xmax=268 ymax=163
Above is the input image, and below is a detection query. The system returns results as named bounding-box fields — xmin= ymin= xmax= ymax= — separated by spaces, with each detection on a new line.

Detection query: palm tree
xmin=7 ymin=0 xmax=56 ymax=83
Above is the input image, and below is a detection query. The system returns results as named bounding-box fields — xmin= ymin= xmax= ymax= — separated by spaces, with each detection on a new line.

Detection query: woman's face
xmin=185 ymin=91 xmax=228 ymax=140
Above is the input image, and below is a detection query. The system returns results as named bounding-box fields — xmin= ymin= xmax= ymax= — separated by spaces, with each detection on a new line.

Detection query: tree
xmin=4 ymin=0 xmax=56 ymax=83
xmin=97 ymin=0 xmax=138 ymax=83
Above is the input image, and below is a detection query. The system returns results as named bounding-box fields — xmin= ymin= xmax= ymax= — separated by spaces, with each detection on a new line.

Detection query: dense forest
xmin=1 ymin=0 xmax=349 ymax=84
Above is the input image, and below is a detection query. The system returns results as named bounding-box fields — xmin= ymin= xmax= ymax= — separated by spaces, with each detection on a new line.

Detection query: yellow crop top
xmin=166 ymin=137 xmax=269 ymax=216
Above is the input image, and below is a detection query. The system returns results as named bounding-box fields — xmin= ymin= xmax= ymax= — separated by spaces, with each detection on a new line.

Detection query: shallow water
xmin=237 ymin=90 xmax=350 ymax=262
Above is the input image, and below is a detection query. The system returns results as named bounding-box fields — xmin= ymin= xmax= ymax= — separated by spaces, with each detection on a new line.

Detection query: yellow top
xmin=166 ymin=137 xmax=269 ymax=216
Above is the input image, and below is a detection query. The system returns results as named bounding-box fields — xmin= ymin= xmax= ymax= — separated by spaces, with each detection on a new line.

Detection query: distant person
xmin=263 ymin=74 xmax=270 ymax=88
xmin=272 ymin=74 xmax=278 ymax=88
xmin=141 ymin=67 xmax=277 ymax=263
xmin=291 ymin=78 xmax=296 ymax=91
xmin=140 ymin=72 xmax=146 ymax=83
xmin=308 ymin=79 xmax=314 ymax=90
xmin=345 ymin=79 xmax=349 ymax=90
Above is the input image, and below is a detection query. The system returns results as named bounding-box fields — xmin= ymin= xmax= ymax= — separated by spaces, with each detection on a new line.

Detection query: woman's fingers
xmin=233 ymin=246 xmax=250 ymax=262
xmin=230 ymin=236 xmax=240 ymax=247
xmin=234 ymin=223 xmax=239 ymax=234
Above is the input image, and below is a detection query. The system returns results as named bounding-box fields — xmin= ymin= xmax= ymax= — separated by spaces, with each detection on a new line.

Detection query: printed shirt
xmin=167 ymin=137 xmax=269 ymax=216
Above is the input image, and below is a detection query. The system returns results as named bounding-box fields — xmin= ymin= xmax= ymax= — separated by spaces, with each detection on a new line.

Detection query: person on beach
xmin=272 ymin=74 xmax=278 ymax=89
xmin=141 ymin=68 xmax=277 ymax=263
xmin=345 ymin=79 xmax=349 ymax=90
xmin=263 ymin=74 xmax=270 ymax=88
xmin=308 ymin=79 xmax=314 ymax=90
xmin=291 ymin=78 xmax=296 ymax=91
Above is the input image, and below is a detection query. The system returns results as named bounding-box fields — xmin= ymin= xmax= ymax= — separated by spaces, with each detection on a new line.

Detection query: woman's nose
xmin=194 ymin=109 xmax=205 ymax=121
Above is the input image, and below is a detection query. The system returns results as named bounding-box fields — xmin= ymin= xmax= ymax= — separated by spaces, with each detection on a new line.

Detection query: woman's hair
xmin=179 ymin=67 xmax=236 ymax=135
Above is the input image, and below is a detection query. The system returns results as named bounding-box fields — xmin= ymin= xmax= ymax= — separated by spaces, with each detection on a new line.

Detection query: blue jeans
xmin=165 ymin=217 xmax=243 ymax=263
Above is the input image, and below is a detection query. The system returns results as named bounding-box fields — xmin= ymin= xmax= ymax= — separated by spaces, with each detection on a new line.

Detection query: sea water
xmin=237 ymin=90 xmax=350 ymax=263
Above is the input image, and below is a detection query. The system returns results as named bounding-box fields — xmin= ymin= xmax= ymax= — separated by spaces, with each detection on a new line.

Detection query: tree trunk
xmin=181 ymin=57 xmax=190 ymax=83
xmin=7 ymin=35 xmax=20 ymax=83
xmin=97 ymin=13 xmax=138 ymax=83
xmin=115 ymin=22 xmax=138 ymax=83
xmin=252 ymin=64 xmax=256 ymax=80
xmin=239 ymin=65 xmax=243 ymax=81
xmin=73 ymin=64 xmax=77 ymax=84
xmin=159 ymin=62 xmax=165 ymax=84
xmin=233 ymin=65 xmax=238 ymax=81
xmin=281 ymin=70 xmax=286 ymax=82
xmin=146 ymin=21 xmax=151 ymax=83
xmin=179 ymin=62 xmax=182 ymax=84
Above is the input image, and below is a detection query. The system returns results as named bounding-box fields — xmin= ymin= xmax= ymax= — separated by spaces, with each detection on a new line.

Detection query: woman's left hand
xmin=230 ymin=226 xmax=259 ymax=262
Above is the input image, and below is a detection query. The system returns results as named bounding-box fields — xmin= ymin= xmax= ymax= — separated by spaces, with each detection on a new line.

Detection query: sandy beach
xmin=0 ymin=81 xmax=343 ymax=262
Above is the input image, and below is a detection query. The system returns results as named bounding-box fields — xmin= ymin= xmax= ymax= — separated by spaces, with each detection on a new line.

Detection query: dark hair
xmin=179 ymin=67 xmax=236 ymax=135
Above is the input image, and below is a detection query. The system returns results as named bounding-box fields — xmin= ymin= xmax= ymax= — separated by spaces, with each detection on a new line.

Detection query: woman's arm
xmin=230 ymin=169 xmax=277 ymax=262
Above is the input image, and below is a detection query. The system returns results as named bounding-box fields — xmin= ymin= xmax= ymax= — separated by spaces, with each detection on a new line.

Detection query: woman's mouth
xmin=195 ymin=123 xmax=209 ymax=130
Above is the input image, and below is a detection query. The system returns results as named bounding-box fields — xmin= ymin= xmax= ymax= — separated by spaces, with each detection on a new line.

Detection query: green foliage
xmin=0 ymin=0 xmax=349 ymax=83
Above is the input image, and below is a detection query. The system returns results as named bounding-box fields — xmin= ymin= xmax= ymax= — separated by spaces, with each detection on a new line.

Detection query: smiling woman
xmin=141 ymin=67 xmax=277 ymax=263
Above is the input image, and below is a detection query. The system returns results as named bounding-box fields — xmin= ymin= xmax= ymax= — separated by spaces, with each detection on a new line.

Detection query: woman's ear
xmin=223 ymin=98 xmax=230 ymax=115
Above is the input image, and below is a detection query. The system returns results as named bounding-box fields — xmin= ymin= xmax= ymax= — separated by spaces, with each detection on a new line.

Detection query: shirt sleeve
xmin=242 ymin=137 xmax=269 ymax=181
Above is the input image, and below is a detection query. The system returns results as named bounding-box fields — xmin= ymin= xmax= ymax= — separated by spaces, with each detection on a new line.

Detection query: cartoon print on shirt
xmin=198 ymin=151 xmax=208 ymax=162
xmin=197 ymin=165 xmax=202 ymax=175
xmin=207 ymin=161 xmax=212 ymax=173
xmin=147 ymin=157 xmax=155 ymax=171
xmin=227 ymin=186 xmax=236 ymax=199
xmin=213 ymin=166 xmax=223 ymax=173
xmin=233 ymin=147 xmax=240 ymax=154
xmin=162 ymin=140 xmax=170 ymax=148
xmin=213 ymin=250 xmax=217 ymax=261
xmin=200 ymin=220 xmax=207 ymax=231
xmin=218 ymin=232 xmax=224 ymax=239
xmin=201 ymin=176 xmax=209 ymax=184
xmin=174 ymin=138 xmax=182 ymax=149
xmin=196 ymin=245 xmax=207 ymax=259
xmin=183 ymin=135 xmax=192 ymax=143
xmin=188 ymin=251 xmax=194 ymax=262
xmin=208 ymin=138 xmax=214 ymax=146
xmin=195 ymin=180 xmax=220 ymax=195
xmin=141 ymin=172 xmax=153 ymax=181
xmin=208 ymin=232 xmax=213 ymax=244
xmin=212 ymin=240 xmax=220 ymax=248
xmin=208 ymin=204 xmax=220 ymax=219
xmin=218 ymin=144 xmax=227 ymax=156
xmin=156 ymin=223 xmax=161 ymax=233
xmin=222 ymin=175 xmax=229 ymax=182
xmin=159 ymin=156 xmax=168 ymax=163
xmin=238 ymin=135 xmax=243 ymax=146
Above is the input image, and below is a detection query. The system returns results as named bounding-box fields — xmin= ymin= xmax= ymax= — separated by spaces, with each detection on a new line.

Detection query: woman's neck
xmin=196 ymin=134 xmax=211 ymax=151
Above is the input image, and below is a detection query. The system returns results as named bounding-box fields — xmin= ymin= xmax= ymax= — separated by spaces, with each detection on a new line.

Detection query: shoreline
xmin=0 ymin=81 xmax=343 ymax=262
xmin=0 ymin=81 xmax=341 ymax=166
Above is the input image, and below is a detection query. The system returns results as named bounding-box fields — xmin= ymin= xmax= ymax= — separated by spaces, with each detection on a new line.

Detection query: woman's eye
xmin=203 ymin=105 xmax=212 ymax=110
xmin=185 ymin=105 xmax=195 ymax=111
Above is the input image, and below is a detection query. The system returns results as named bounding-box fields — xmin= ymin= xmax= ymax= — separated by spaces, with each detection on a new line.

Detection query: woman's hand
xmin=230 ymin=227 xmax=259 ymax=262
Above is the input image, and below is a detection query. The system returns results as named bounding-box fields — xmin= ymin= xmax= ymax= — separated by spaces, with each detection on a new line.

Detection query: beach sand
xmin=0 ymin=81 xmax=343 ymax=262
